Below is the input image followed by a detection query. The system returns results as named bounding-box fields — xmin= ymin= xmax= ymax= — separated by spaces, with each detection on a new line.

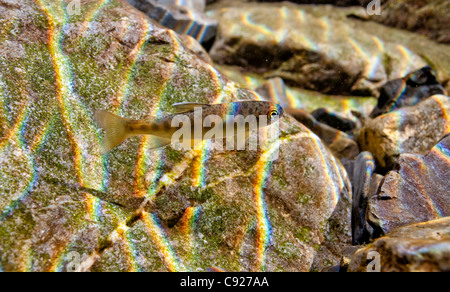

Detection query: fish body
xmin=94 ymin=101 xmax=284 ymax=153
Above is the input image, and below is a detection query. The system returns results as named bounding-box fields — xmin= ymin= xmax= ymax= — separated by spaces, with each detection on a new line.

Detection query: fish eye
xmin=268 ymin=109 xmax=279 ymax=120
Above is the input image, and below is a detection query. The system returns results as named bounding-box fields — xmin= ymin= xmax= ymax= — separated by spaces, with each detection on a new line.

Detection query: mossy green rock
xmin=0 ymin=0 xmax=351 ymax=272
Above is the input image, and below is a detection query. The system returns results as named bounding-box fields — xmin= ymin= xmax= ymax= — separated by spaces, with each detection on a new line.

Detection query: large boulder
xmin=232 ymin=0 xmax=450 ymax=45
xmin=0 ymin=0 xmax=351 ymax=272
xmin=208 ymin=3 xmax=429 ymax=96
xmin=371 ymin=0 xmax=450 ymax=44
xmin=207 ymin=2 xmax=450 ymax=95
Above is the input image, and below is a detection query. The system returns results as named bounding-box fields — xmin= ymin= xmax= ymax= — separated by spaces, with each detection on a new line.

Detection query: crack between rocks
xmin=42 ymin=177 xmax=131 ymax=209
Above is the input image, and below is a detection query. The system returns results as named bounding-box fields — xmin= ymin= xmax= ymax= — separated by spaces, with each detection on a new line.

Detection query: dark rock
xmin=370 ymin=66 xmax=447 ymax=118
xmin=358 ymin=95 xmax=450 ymax=171
xmin=366 ymin=135 xmax=450 ymax=236
xmin=312 ymin=108 xmax=356 ymax=132
xmin=348 ymin=217 xmax=450 ymax=272
xmin=126 ymin=0 xmax=217 ymax=44
xmin=350 ymin=152 xmax=384 ymax=245
xmin=218 ymin=64 xmax=378 ymax=124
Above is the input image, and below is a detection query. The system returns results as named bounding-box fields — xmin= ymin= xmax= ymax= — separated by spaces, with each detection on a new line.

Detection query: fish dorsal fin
xmin=172 ymin=102 xmax=211 ymax=113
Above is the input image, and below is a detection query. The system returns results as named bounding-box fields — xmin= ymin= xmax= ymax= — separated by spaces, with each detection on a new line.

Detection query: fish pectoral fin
xmin=146 ymin=135 xmax=172 ymax=150
xmin=172 ymin=102 xmax=211 ymax=113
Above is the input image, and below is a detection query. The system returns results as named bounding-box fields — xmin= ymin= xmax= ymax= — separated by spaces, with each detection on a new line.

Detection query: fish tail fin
xmin=94 ymin=110 xmax=132 ymax=153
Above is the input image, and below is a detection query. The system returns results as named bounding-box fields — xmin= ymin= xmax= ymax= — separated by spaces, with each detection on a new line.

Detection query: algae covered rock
xmin=0 ymin=0 xmax=351 ymax=272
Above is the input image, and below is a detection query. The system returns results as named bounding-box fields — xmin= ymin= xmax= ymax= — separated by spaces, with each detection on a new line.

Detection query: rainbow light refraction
xmin=251 ymin=139 xmax=282 ymax=271
xmin=141 ymin=211 xmax=184 ymax=272
xmin=0 ymin=0 xmax=362 ymax=272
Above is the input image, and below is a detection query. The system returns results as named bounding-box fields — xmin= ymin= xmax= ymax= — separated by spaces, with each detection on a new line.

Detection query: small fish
xmin=94 ymin=101 xmax=284 ymax=153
